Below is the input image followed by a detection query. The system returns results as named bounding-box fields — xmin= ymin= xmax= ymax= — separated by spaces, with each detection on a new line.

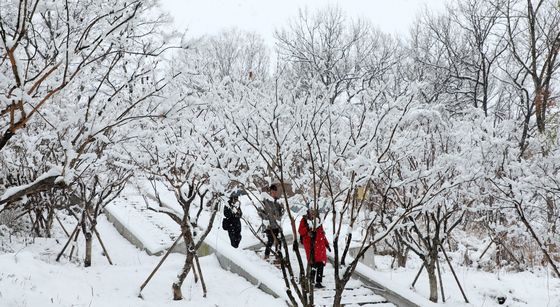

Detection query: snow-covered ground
xmin=307 ymin=207 xmax=560 ymax=307
xmin=0 ymin=215 xmax=286 ymax=307
xmin=102 ymin=182 xmax=398 ymax=306
xmin=365 ymin=253 xmax=560 ymax=307
xmin=2 ymin=180 xmax=559 ymax=307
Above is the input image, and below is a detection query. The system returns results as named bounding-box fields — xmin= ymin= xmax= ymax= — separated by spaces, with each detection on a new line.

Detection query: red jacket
xmin=298 ymin=217 xmax=329 ymax=265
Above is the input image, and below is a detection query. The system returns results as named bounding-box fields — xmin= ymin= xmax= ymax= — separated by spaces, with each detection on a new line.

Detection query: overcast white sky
xmin=159 ymin=0 xmax=448 ymax=45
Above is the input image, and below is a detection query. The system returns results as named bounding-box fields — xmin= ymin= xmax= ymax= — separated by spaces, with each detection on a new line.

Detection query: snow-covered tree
xmin=0 ymin=0 xmax=180 ymax=267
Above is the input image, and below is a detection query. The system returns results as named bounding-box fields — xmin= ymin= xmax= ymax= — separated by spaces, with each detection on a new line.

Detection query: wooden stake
xmin=194 ymin=254 xmax=207 ymax=297
xmin=68 ymin=227 xmax=81 ymax=260
xmin=54 ymin=212 xmax=70 ymax=237
xmin=56 ymin=223 xmax=80 ymax=262
xmin=191 ymin=255 xmax=199 ymax=284
xmin=93 ymin=225 xmax=113 ymax=265
xmin=411 ymin=263 xmax=425 ymax=288
xmin=478 ymin=240 xmax=494 ymax=261
xmin=138 ymin=234 xmax=183 ymax=298
xmin=436 ymin=255 xmax=445 ymax=302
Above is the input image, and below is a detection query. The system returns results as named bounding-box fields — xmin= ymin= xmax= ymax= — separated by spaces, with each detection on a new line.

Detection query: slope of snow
xmin=0 ymin=215 xmax=287 ymax=307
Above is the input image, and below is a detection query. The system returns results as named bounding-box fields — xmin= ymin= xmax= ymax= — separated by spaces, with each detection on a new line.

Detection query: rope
xmin=215 ymin=201 xmax=223 ymax=252
xmin=547 ymin=264 xmax=551 ymax=307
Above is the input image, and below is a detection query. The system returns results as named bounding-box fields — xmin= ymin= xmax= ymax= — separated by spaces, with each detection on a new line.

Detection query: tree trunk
xmin=333 ymin=288 xmax=343 ymax=307
xmin=84 ymin=231 xmax=93 ymax=267
xmin=46 ymin=207 xmax=54 ymax=238
xmin=426 ymin=256 xmax=438 ymax=303
xmin=172 ymin=221 xmax=196 ymax=300
xmin=395 ymin=237 xmax=409 ymax=268
xmin=172 ymin=251 xmax=194 ymax=300
xmin=397 ymin=248 xmax=409 ymax=268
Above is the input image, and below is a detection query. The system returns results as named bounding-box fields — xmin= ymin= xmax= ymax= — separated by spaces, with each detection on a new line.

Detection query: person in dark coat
xmin=222 ymin=192 xmax=243 ymax=248
xmin=298 ymin=209 xmax=331 ymax=288
xmin=258 ymin=184 xmax=284 ymax=260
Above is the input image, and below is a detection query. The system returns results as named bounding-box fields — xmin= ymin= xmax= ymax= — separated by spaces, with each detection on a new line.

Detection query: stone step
xmin=250 ymin=248 xmax=393 ymax=307
xmin=314 ymin=287 xmax=382 ymax=299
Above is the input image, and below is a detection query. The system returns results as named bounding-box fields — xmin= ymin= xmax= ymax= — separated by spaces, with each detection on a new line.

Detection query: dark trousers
xmin=227 ymin=228 xmax=242 ymax=248
xmin=264 ymin=228 xmax=281 ymax=257
xmin=312 ymin=262 xmax=324 ymax=284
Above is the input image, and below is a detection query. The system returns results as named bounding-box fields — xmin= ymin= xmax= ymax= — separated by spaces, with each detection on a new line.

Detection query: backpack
xmin=222 ymin=217 xmax=229 ymax=230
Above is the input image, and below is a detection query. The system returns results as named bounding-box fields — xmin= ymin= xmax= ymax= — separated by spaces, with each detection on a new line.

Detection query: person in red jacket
xmin=298 ymin=209 xmax=331 ymax=288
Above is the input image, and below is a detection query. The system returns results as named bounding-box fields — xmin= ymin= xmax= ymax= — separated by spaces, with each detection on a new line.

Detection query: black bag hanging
xmin=222 ymin=217 xmax=229 ymax=230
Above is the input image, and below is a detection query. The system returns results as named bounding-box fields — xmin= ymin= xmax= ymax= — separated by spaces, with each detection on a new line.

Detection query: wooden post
xmin=441 ymin=245 xmax=469 ymax=303
xmin=411 ymin=263 xmax=425 ymax=288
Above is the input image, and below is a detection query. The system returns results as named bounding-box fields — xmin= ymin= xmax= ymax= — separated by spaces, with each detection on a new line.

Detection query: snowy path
xmin=253 ymin=247 xmax=395 ymax=307
xmin=105 ymin=185 xmax=401 ymax=306
xmin=304 ymin=263 xmax=392 ymax=306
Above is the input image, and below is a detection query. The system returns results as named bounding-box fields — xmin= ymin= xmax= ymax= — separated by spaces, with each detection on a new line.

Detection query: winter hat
xmin=229 ymin=190 xmax=241 ymax=204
